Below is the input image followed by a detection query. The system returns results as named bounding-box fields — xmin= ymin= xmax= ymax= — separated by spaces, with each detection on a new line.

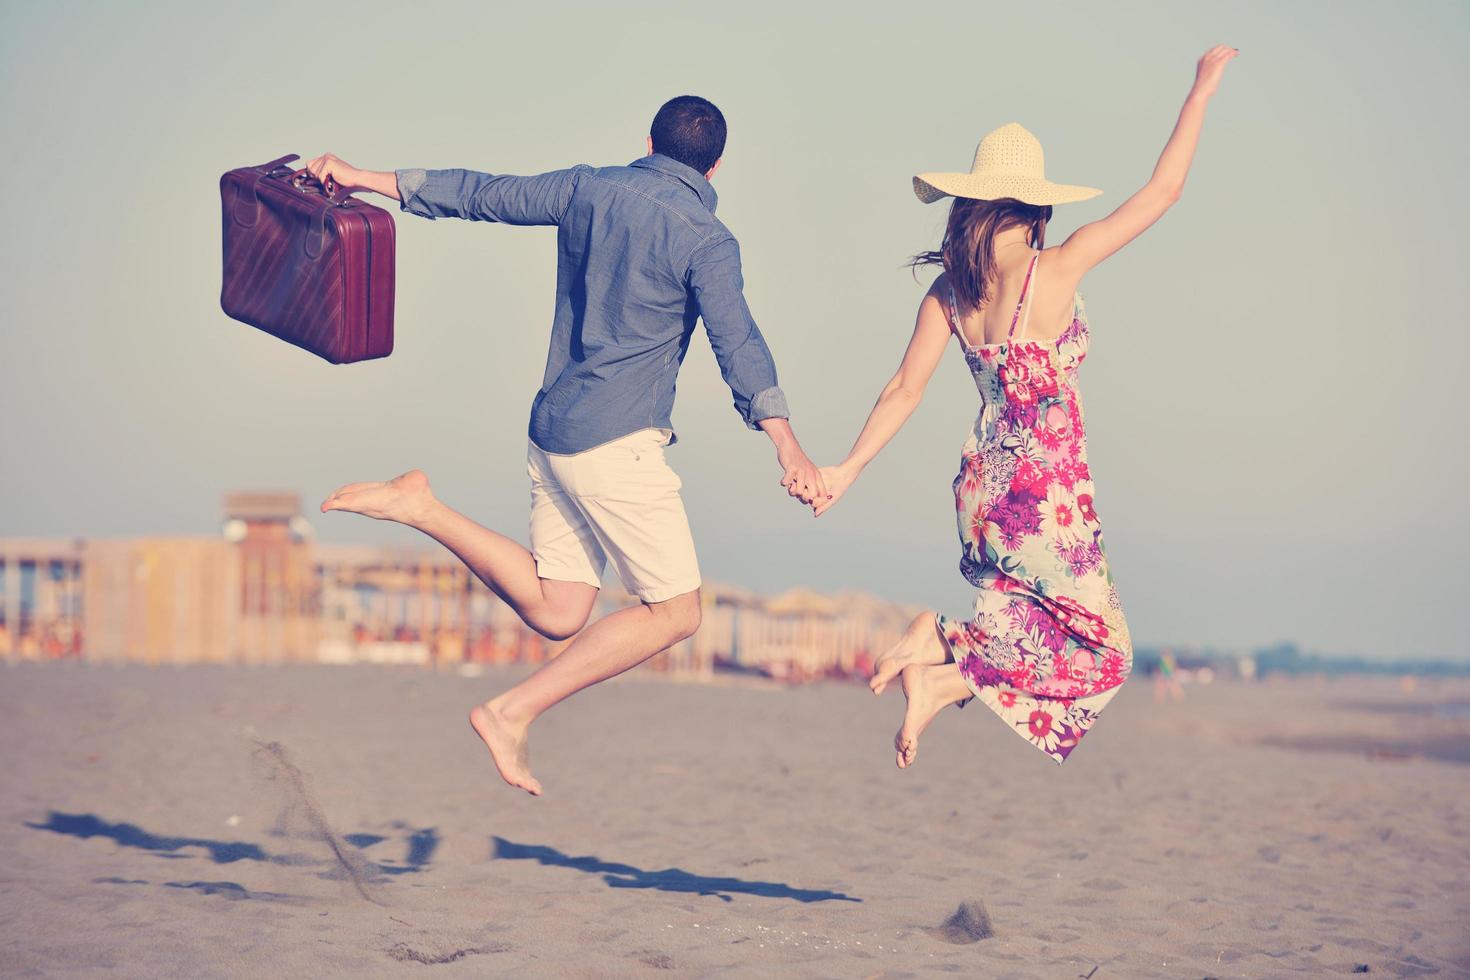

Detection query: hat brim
xmin=913 ymin=173 xmax=1102 ymax=206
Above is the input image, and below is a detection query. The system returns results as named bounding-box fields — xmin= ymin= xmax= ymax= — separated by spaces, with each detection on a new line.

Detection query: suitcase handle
xmin=288 ymin=168 xmax=352 ymax=207
xmin=257 ymin=153 xmax=300 ymax=173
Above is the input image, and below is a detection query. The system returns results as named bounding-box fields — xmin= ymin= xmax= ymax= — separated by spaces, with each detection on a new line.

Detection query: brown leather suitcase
xmin=220 ymin=153 xmax=395 ymax=363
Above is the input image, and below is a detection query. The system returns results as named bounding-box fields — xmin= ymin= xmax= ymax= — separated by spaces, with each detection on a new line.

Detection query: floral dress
xmin=937 ymin=251 xmax=1132 ymax=764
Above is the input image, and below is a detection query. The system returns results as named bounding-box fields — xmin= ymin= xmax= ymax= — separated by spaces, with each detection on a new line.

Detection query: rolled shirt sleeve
xmin=394 ymin=167 xmax=427 ymax=205
xmin=686 ymin=234 xmax=790 ymax=429
xmin=393 ymin=166 xmax=588 ymax=225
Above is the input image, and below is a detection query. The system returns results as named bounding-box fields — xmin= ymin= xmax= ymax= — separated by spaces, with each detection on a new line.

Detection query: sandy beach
xmin=1 ymin=663 xmax=1467 ymax=978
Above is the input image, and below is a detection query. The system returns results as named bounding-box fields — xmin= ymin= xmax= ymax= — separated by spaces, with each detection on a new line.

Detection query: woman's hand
xmin=813 ymin=462 xmax=858 ymax=517
xmin=1190 ymin=44 xmax=1238 ymax=101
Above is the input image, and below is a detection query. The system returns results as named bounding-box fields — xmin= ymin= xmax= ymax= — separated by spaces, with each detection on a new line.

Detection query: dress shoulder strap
xmin=945 ymin=282 xmax=970 ymax=348
xmin=1008 ymin=250 xmax=1041 ymax=342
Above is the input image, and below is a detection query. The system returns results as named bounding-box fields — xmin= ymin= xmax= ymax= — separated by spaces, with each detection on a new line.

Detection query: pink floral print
xmin=937 ymin=256 xmax=1133 ymax=765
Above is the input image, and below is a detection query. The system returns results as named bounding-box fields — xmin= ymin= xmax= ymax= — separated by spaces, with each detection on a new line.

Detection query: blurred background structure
xmin=0 ymin=492 xmax=923 ymax=680
xmin=8 ymin=493 xmax=1460 ymax=683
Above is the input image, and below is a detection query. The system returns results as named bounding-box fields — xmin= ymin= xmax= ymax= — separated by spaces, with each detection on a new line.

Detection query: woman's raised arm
xmin=1055 ymin=45 xmax=1237 ymax=277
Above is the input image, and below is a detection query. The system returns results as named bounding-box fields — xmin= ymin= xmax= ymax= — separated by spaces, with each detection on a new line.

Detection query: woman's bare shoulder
xmin=925 ymin=269 xmax=950 ymax=300
xmin=918 ymin=273 xmax=952 ymax=329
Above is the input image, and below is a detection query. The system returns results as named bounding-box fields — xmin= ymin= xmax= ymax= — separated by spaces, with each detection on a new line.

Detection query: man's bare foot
xmin=468 ymin=701 xmax=543 ymax=796
xmin=871 ymin=613 xmax=950 ymax=696
xmin=894 ymin=663 xmax=969 ymax=769
xmin=321 ymin=469 xmax=437 ymax=527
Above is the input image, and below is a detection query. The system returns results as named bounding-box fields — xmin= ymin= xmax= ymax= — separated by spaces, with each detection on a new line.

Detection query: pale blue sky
xmin=1 ymin=1 xmax=1465 ymax=659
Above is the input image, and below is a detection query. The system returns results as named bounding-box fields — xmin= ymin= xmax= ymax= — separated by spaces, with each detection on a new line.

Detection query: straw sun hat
xmin=913 ymin=122 xmax=1102 ymax=206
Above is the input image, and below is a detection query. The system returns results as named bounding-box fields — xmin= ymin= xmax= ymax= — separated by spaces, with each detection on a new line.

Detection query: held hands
xmin=1191 ymin=44 xmax=1239 ymax=100
xmin=758 ymin=418 xmax=828 ymax=512
xmin=776 ymin=439 xmax=828 ymax=512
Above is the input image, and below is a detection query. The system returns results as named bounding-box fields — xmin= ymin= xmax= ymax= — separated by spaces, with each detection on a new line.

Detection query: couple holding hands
xmin=312 ymin=46 xmax=1237 ymax=795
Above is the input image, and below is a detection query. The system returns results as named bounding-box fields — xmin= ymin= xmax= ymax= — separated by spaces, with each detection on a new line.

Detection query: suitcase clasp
xmin=291 ymin=169 xmax=350 ymax=207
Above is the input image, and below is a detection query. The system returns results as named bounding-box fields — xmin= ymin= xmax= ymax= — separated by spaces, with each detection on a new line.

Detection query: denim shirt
xmin=394 ymin=154 xmax=789 ymax=455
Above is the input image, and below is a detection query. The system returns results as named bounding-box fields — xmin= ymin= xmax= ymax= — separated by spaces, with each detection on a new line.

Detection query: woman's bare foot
xmin=871 ymin=613 xmax=951 ymax=695
xmin=468 ymin=700 xmax=543 ymax=796
xmin=321 ymin=469 xmax=438 ymax=527
xmin=895 ymin=663 xmax=971 ymax=769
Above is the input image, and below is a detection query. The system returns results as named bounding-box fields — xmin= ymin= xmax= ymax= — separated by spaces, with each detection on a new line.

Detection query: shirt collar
xmin=629 ymin=153 xmax=719 ymax=213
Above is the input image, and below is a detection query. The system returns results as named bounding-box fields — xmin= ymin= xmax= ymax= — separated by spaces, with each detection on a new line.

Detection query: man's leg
xmin=469 ymin=588 xmax=701 ymax=795
xmin=321 ymin=469 xmax=598 ymax=640
xmin=465 ymin=428 xmax=703 ymax=795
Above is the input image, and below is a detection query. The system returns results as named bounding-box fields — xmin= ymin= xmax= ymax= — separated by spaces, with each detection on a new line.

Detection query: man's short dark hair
xmin=650 ymin=96 xmax=727 ymax=175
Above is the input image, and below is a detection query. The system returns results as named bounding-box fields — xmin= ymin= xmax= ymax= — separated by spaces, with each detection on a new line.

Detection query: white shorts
xmin=528 ymin=428 xmax=702 ymax=604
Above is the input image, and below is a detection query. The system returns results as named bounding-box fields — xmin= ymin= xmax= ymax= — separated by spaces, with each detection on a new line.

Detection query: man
xmin=308 ymin=95 xmax=824 ymax=796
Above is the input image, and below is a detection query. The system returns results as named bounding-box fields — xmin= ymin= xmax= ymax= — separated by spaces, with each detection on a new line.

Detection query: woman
xmin=817 ymin=46 xmax=1237 ymax=767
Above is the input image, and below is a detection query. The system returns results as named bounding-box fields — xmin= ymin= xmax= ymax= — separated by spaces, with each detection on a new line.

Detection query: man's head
xmin=647 ymin=96 xmax=726 ymax=179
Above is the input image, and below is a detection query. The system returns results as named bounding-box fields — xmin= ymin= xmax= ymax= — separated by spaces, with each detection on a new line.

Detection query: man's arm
xmin=686 ymin=234 xmax=826 ymax=507
xmin=304 ymin=154 xmax=585 ymax=225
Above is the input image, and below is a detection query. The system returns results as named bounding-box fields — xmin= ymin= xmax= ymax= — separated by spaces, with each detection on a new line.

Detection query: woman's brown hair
xmin=911 ymin=198 xmax=1053 ymax=314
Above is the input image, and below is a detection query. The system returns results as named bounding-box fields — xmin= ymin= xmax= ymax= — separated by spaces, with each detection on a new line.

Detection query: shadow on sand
xmin=492 ymin=837 xmax=860 ymax=904
xmin=344 ymin=826 xmax=439 ymax=875
xmin=26 ymin=811 xmax=437 ymax=877
xmin=27 ymin=812 xmax=267 ymax=863
xmin=91 ymin=876 xmax=299 ymax=903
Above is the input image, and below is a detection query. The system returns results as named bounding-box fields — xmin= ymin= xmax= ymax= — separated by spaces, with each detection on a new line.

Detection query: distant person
xmin=307 ymin=96 xmax=824 ymax=796
xmin=815 ymin=47 xmax=1237 ymax=766
xmin=1153 ymin=650 xmax=1185 ymax=703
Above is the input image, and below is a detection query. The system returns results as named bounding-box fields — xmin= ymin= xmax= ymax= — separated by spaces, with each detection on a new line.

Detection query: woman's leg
xmin=894 ymin=662 xmax=973 ymax=769
xmin=870 ymin=612 xmax=954 ymax=695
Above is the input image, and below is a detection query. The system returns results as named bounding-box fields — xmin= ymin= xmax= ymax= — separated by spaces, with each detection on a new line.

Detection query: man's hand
xmin=303 ymin=153 xmax=369 ymax=194
xmin=812 ymin=462 xmax=857 ymax=517
xmin=777 ymin=440 xmax=826 ymax=509
xmin=758 ymin=418 xmax=827 ymax=510
xmin=301 ymin=156 xmax=403 ymax=201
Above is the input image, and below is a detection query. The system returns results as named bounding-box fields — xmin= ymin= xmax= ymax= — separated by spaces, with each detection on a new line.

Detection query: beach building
xmin=0 ymin=494 xmax=916 ymax=681
xmin=0 ymin=539 xmax=84 ymax=661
